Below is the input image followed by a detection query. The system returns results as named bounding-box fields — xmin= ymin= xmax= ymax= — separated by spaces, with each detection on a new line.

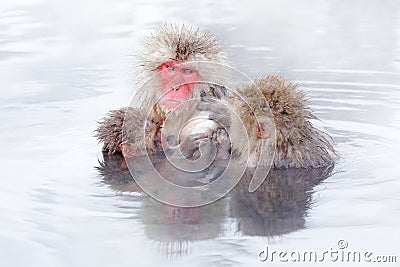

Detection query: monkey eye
xmin=167 ymin=65 xmax=176 ymax=71
xmin=183 ymin=68 xmax=193 ymax=74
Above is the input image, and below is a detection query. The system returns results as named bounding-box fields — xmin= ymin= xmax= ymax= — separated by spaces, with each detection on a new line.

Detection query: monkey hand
xmin=120 ymin=142 xmax=136 ymax=158
xmin=197 ymin=96 xmax=231 ymax=129
xmin=212 ymin=128 xmax=231 ymax=160
xmin=119 ymin=142 xmax=136 ymax=171
xmin=208 ymin=85 xmax=228 ymax=99
xmin=175 ymin=133 xmax=209 ymax=159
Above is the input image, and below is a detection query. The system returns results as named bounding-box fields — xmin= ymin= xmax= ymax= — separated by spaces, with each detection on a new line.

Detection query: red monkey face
xmin=159 ymin=61 xmax=199 ymax=110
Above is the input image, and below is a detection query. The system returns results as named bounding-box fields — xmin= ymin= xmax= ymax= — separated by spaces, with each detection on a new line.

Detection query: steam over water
xmin=1 ymin=0 xmax=399 ymax=266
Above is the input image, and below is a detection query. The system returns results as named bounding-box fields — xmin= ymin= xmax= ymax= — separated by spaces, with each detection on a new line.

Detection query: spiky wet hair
xmin=138 ymin=24 xmax=227 ymax=73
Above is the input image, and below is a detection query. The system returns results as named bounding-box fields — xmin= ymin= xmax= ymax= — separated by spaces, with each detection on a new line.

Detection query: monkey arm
xmin=95 ymin=107 xmax=162 ymax=156
xmin=95 ymin=108 xmax=127 ymax=155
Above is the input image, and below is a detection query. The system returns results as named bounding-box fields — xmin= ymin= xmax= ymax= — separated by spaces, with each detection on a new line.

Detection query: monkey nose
xmin=172 ymin=74 xmax=185 ymax=88
xmin=173 ymin=84 xmax=188 ymax=91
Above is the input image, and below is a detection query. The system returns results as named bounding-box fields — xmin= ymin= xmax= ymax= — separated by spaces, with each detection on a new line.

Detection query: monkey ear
xmin=256 ymin=121 xmax=270 ymax=139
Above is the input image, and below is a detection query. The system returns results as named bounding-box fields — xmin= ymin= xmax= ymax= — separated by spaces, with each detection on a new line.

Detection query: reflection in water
xmin=230 ymin=167 xmax=333 ymax=237
xmin=96 ymin=153 xmax=333 ymax=257
xmin=141 ymin=197 xmax=227 ymax=257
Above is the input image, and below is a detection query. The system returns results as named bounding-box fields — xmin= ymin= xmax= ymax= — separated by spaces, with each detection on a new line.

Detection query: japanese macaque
xmin=229 ymin=76 xmax=336 ymax=168
xmin=95 ymin=24 xmax=336 ymax=170
xmin=96 ymin=25 xmax=231 ymax=168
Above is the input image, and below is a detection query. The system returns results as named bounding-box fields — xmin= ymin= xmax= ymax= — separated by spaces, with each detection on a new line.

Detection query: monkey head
xmin=135 ymin=24 xmax=229 ymax=111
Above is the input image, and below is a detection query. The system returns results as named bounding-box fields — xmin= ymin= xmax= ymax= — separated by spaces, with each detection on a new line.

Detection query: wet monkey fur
xmin=95 ymin=25 xmax=336 ymax=170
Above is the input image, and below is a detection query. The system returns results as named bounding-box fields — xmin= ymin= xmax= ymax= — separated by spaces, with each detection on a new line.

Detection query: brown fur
xmin=228 ymin=82 xmax=275 ymax=167
xmin=95 ymin=108 xmax=126 ymax=154
xmin=96 ymin=25 xmax=336 ymax=169
xmin=123 ymin=105 xmax=166 ymax=152
xmin=96 ymin=75 xmax=336 ymax=168
xmin=96 ymin=106 xmax=165 ymax=154
xmin=231 ymin=75 xmax=336 ymax=169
